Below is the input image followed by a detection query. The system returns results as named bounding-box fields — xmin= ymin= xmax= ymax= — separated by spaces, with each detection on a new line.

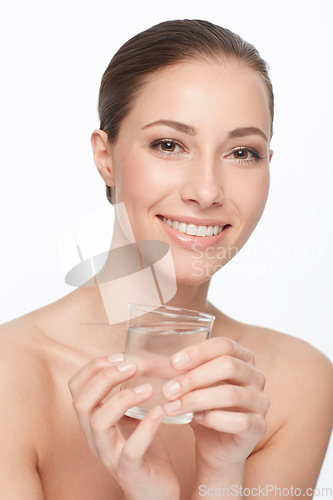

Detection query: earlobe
xmin=91 ymin=130 xmax=115 ymax=187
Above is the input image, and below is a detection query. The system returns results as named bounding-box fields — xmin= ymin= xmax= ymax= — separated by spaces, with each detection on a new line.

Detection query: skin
xmin=0 ymin=60 xmax=332 ymax=500
xmin=96 ymin=60 xmax=272 ymax=288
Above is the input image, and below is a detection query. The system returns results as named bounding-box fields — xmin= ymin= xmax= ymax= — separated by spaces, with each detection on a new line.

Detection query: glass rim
xmin=128 ymin=303 xmax=215 ymax=323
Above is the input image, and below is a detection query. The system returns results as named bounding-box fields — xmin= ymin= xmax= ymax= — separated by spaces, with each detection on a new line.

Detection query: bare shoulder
xmin=240 ymin=322 xmax=332 ymax=392
xmin=0 ymin=315 xmax=52 ymax=497
xmin=0 ymin=295 xmax=89 ymax=390
xmin=0 ymin=314 xmax=53 ymax=429
xmin=214 ymin=311 xmax=332 ymax=388
xmin=209 ymin=312 xmax=333 ymax=486
xmin=233 ymin=321 xmax=332 ymax=414
xmin=232 ymin=320 xmax=333 ymax=486
xmin=0 ymin=313 xmax=50 ymax=385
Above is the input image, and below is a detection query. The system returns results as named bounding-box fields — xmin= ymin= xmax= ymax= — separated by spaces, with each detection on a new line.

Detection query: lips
xmin=157 ymin=215 xmax=230 ymax=238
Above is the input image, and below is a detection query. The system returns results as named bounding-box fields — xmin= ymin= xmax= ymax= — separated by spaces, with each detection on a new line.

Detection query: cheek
xmin=114 ymin=152 xmax=179 ymax=204
xmin=231 ymin=168 xmax=270 ymax=221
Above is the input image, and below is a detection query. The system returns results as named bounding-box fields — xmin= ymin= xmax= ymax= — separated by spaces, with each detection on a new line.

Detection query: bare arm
xmin=0 ymin=333 xmax=45 ymax=499
xmin=244 ymin=346 xmax=333 ymax=498
xmin=160 ymin=336 xmax=332 ymax=499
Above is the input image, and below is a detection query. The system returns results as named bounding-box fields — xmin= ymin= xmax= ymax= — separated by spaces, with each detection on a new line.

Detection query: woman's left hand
xmin=162 ymin=337 xmax=270 ymax=472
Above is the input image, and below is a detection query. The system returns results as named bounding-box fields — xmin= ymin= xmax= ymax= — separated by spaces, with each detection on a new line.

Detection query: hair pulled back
xmin=98 ymin=19 xmax=274 ymax=204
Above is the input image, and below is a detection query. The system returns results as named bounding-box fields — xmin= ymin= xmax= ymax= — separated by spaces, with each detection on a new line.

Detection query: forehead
xmin=122 ymin=60 xmax=271 ymax=138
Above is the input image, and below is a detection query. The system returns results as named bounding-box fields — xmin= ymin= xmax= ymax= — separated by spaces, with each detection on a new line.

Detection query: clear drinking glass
xmin=122 ymin=303 xmax=215 ymax=424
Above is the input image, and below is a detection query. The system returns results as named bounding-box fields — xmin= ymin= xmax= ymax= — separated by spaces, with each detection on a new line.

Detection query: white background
xmin=0 ymin=0 xmax=332 ymax=492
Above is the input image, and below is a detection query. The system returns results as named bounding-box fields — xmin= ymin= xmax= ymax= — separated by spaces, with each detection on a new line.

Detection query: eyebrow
xmin=228 ymin=126 xmax=268 ymax=142
xmin=142 ymin=120 xmax=268 ymax=142
xmin=142 ymin=119 xmax=196 ymax=135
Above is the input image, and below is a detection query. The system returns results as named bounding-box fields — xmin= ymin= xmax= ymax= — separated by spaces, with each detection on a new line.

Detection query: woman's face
xmin=105 ymin=59 xmax=272 ymax=284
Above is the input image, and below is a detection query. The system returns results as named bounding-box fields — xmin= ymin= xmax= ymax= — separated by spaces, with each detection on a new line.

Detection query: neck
xmin=94 ymin=252 xmax=212 ymax=325
xmin=79 ymin=212 xmax=214 ymax=326
xmin=163 ymin=280 xmax=211 ymax=313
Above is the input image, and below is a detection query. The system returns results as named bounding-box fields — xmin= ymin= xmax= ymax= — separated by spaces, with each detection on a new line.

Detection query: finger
xmin=164 ymin=385 xmax=270 ymax=416
xmin=170 ymin=337 xmax=255 ymax=372
xmin=92 ymin=383 xmax=154 ymax=432
xmin=91 ymin=384 xmax=154 ymax=467
xmin=68 ymin=354 xmax=125 ymax=394
xmin=118 ymin=406 xmax=164 ymax=474
xmin=162 ymin=356 xmax=265 ymax=401
xmin=71 ymin=361 xmax=137 ymax=439
xmin=75 ymin=360 xmax=137 ymax=411
xmin=192 ymin=409 xmax=267 ymax=440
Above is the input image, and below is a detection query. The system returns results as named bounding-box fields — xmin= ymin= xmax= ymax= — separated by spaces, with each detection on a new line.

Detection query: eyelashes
xmin=225 ymin=146 xmax=264 ymax=164
xmin=149 ymin=139 xmax=264 ymax=164
xmin=149 ymin=139 xmax=185 ymax=156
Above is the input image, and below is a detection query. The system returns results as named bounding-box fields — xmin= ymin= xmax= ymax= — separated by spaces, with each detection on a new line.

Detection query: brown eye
xmin=149 ymin=139 xmax=185 ymax=156
xmin=226 ymin=147 xmax=262 ymax=164
xmin=233 ymin=149 xmax=249 ymax=160
xmin=161 ymin=141 xmax=176 ymax=152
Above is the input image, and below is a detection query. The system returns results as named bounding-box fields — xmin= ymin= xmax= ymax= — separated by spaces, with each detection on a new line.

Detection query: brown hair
xmin=98 ymin=19 xmax=274 ymax=204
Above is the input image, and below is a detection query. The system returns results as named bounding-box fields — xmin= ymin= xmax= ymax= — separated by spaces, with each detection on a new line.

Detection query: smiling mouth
xmin=157 ymin=215 xmax=230 ymax=237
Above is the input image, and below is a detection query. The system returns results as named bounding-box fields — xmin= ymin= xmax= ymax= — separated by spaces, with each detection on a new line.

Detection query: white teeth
xmin=186 ymin=224 xmax=197 ymax=236
xmin=159 ymin=216 xmax=226 ymax=237
xmin=197 ymin=225 xmax=208 ymax=237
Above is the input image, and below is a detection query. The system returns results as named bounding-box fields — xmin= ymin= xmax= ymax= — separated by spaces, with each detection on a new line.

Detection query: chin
xmin=176 ymin=275 xmax=212 ymax=286
xmin=172 ymin=264 xmax=216 ymax=286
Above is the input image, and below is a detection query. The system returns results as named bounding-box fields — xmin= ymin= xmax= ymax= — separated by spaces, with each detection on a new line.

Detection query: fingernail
xmin=150 ymin=406 xmax=164 ymax=420
xmin=163 ymin=381 xmax=180 ymax=398
xmin=107 ymin=353 xmax=125 ymax=365
xmin=164 ymin=399 xmax=181 ymax=413
xmin=133 ymin=383 xmax=152 ymax=394
xmin=117 ymin=360 xmax=136 ymax=372
xmin=171 ymin=351 xmax=189 ymax=368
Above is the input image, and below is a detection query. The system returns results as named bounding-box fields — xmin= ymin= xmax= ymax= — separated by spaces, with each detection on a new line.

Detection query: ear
xmin=268 ymin=149 xmax=274 ymax=163
xmin=91 ymin=130 xmax=115 ymax=187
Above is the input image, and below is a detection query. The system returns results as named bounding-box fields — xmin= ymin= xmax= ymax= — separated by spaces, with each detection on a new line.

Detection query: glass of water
xmin=122 ymin=303 xmax=215 ymax=424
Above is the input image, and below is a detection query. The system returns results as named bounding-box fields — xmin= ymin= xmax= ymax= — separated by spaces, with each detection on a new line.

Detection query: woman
xmin=0 ymin=19 xmax=332 ymax=499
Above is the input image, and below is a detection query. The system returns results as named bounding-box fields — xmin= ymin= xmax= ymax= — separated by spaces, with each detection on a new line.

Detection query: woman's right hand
xmin=68 ymin=354 xmax=180 ymax=500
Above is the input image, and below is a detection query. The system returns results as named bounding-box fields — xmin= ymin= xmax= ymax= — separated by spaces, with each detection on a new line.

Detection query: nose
xmin=180 ymin=154 xmax=224 ymax=209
